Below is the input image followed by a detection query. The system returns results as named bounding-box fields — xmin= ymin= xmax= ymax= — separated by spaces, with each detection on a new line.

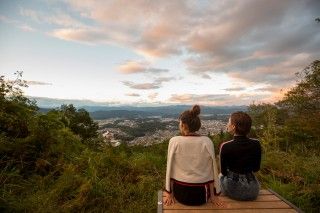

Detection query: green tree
xmin=248 ymin=60 xmax=320 ymax=152
xmin=277 ymin=60 xmax=319 ymax=116
xmin=0 ymin=72 xmax=38 ymax=138
xmin=56 ymin=104 xmax=99 ymax=140
xmin=277 ymin=60 xmax=320 ymax=150
xmin=248 ymin=104 xmax=280 ymax=150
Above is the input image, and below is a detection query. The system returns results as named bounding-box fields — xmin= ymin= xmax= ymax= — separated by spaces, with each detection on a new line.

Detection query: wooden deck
xmin=157 ymin=189 xmax=303 ymax=213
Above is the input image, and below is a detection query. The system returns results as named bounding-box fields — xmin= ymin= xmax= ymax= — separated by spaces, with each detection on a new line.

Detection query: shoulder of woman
xmin=169 ymin=136 xmax=182 ymax=144
xmin=249 ymin=138 xmax=260 ymax=144
xmin=200 ymin=136 xmax=214 ymax=146
xmin=170 ymin=135 xmax=183 ymax=140
xmin=198 ymin=135 xmax=210 ymax=140
xmin=220 ymin=140 xmax=233 ymax=150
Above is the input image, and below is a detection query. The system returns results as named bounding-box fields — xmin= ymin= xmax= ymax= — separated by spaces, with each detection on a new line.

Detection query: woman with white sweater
xmin=163 ymin=105 xmax=223 ymax=206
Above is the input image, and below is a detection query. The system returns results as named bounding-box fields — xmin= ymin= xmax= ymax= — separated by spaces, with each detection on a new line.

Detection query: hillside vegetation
xmin=1 ymin=60 xmax=319 ymax=212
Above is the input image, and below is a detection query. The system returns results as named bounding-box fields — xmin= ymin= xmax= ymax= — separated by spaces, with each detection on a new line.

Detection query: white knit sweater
xmin=165 ymin=136 xmax=221 ymax=194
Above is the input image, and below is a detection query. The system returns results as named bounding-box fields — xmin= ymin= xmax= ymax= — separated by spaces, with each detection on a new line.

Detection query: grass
xmin=1 ymin=138 xmax=319 ymax=212
xmin=1 ymin=141 xmax=168 ymax=213
xmin=257 ymin=150 xmax=320 ymax=212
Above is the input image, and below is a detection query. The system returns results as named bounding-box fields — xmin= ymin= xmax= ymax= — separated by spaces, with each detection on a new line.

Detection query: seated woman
xmin=163 ymin=105 xmax=223 ymax=206
xmin=219 ymin=111 xmax=261 ymax=201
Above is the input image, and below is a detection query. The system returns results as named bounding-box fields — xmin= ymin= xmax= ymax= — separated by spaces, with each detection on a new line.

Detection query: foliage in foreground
xmin=1 ymin=140 xmax=168 ymax=212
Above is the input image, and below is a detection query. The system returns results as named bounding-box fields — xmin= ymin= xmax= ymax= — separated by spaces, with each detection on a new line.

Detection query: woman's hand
xmin=163 ymin=191 xmax=175 ymax=206
xmin=210 ymin=196 xmax=225 ymax=207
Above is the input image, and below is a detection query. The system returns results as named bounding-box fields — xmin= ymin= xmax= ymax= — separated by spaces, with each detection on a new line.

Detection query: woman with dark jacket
xmin=219 ymin=111 xmax=261 ymax=201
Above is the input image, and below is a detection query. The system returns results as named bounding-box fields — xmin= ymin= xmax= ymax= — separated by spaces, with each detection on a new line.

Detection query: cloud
xmin=148 ymin=92 xmax=158 ymax=100
xmin=19 ymin=8 xmax=40 ymax=22
xmin=228 ymin=53 xmax=314 ymax=85
xmin=0 ymin=15 xmax=18 ymax=24
xmin=19 ymin=25 xmax=35 ymax=32
xmin=0 ymin=15 xmax=36 ymax=32
xmin=18 ymin=1 xmax=320 ymax=60
xmin=125 ymin=93 xmax=140 ymax=97
xmin=169 ymin=93 xmax=231 ymax=104
xmin=253 ymin=86 xmax=283 ymax=93
xmin=15 ymin=0 xmax=320 ymax=104
xmin=181 ymin=0 xmax=320 ymax=88
xmin=26 ymin=80 xmax=52 ymax=86
xmin=20 ymin=8 xmax=86 ymax=28
xmin=122 ymin=75 xmax=175 ymax=90
xmin=51 ymin=28 xmax=111 ymax=44
xmin=154 ymin=77 xmax=172 ymax=84
xmin=63 ymin=0 xmax=191 ymax=57
xmin=168 ymin=93 xmax=271 ymax=105
xmin=122 ymin=81 xmax=160 ymax=90
xmin=117 ymin=60 xmax=169 ymax=74
xmin=147 ymin=68 xmax=170 ymax=73
xmin=20 ymin=1 xmax=320 ymax=62
xmin=224 ymin=87 xmax=246 ymax=92
xmin=118 ymin=61 xmax=147 ymax=74
xmin=201 ymin=73 xmax=211 ymax=79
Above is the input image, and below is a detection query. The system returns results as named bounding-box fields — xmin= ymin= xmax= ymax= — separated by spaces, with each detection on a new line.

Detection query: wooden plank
xmin=219 ymin=195 xmax=281 ymax=202
xmin=162 ymin=194 xmax=281 ymax=202
xmin=163 ymin=201 xmax=291 ymax=210
xmin=268 ymin=189 xmax=303 ymax=213
xmin=257 ymin=189 xmax=272 ymax=195
xmin=162 ymin=194 xmax=280 ymax=202
xmin=164 ymin=209 xmax=297 ymax=213
xmin=162 ymin=190 xmax=272 ymax=198
xmin=158 ymin=190 xmax=163 ymax=213
xmin=159 ymin=189 xmax=300 ymax=213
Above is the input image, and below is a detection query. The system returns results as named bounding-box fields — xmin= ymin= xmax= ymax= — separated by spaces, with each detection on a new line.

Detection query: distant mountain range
xmin=30 ymin=96 xmax=247 ymax=119
xmin=89 ymin=105 xmax=247 ymax=119
xmin=28 ymin=96 xmax=113 ymax=109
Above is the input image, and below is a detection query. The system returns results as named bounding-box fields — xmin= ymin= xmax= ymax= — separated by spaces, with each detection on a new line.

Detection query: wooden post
xmin=157 ymin=190 xmax=163 ymax=213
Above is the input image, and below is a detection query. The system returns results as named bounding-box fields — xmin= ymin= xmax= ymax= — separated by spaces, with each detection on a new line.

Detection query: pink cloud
xmin=118 ymin=61 xmax=148 ymax=74
xmin=117 ymin=61 xmax=169 ymax=74
xmin=15 ymin=0 xmax=320 ymax=105
xmin=122 ymin=81 xmax=160 ymax=90
xmin=148 ymin=92 xmax=158 ymax=100
xmin=168 ymin=92 xmax=279 ymax=105
xmin=228 ymin=53 xmax=313 ymax=85
xmin=50 ymin=28 xmax=109 ymax=44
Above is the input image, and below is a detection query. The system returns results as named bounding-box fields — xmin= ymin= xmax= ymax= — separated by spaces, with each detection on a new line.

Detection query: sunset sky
xmin=0 ymin=0 xmax=319 ymax=106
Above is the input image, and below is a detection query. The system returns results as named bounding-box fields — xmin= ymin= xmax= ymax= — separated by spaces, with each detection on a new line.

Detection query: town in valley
xmin=97 ymin=115 xmax=228 ymax=147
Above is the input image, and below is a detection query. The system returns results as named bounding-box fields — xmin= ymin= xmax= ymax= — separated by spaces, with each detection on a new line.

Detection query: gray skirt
xmin=220 ymin=171 xmax=260 ymax=201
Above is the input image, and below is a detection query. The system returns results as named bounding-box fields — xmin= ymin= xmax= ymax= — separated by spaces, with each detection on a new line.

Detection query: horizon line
xmin=28 ymin=96 xmax=250 ymax=108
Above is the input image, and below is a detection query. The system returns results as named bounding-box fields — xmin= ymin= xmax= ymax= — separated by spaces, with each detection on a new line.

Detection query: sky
xmin=0 ymin=0 xmax=319 ymax=106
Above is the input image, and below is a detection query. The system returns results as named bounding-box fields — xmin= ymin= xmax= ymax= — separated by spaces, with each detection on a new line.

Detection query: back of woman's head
xmin=179 ymin=105 xmax=201 ymax=132
xmin=230 ymin=111 xmax=252 ymax=135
